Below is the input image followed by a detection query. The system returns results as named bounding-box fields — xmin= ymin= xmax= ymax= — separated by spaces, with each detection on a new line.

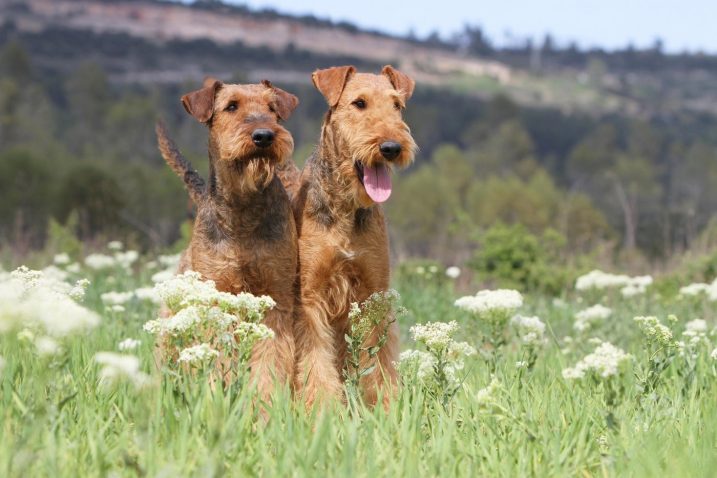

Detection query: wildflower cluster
xmin=574 ymin=304 xmax=612 ymax=333
xmin=634 ymin=316 xmax=674 ymax=347
xmin=84 ymin=241 xmax=139 ymax=271
xmin=400 ymin=320 xmax=476 ymax=406
xmin=143 ymin=271 xmax=275 ymax=375
xmin=0 ymin=266 xmax=98 ymax=341
xmin=633 ymin=315 xmax=679 ymax=399
xmin=679 ymin=279 xmax=717 ymax=301
xmin=511 ymin=315 xmax=547 ymax=370
xmin=343 ymin=290 xmax=405 ymax=406
xmin=94 ymin=352 xmax=151 ymax=390
xmin=575 ymin=270 xmax=652 ymax=297
xmin=562 ymin=342 xmax=632 ymax=380
xmin=455 ymin=289 xmax=523 ymax=348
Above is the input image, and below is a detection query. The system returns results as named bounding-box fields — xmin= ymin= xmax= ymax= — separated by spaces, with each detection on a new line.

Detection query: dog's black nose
xmin=379 ymin=141 xmax=402 ymax=160
xmin=252 ymin=129 xmax=275 ymax=148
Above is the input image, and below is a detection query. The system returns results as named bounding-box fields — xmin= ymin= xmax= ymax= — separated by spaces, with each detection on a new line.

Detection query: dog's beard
xmin=232 ymin=157 xmax=276 ymax=193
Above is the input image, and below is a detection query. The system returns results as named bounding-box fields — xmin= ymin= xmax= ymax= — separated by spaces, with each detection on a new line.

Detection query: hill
xmin=3 ymin=0 xmax=717 ymax=116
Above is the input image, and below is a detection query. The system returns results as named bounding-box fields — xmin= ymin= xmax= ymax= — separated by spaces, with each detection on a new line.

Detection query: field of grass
xmin=2 ymin=248 xmax=717 ymax=477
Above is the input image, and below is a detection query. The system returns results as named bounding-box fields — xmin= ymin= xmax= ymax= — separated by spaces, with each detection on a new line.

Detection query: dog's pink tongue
xmin=363 ymin=163 xmax=392 ymax=202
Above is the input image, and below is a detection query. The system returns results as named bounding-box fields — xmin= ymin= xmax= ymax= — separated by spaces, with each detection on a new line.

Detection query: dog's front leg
xmin=249 ymin=305 xmax=295 ymax=404
xmin=360 ymin=317 xmax=399 ymax=409
xmin=294 ymin=298 xmax=344 ymax=409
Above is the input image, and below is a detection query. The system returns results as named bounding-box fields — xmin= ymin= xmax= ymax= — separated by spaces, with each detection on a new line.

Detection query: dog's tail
xmin=155 ymin=120 xmax=205 ymax=204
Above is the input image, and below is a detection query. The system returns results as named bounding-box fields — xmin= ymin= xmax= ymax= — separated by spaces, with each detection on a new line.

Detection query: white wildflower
xmin=35 ymin=336 xmax=61 ymax=356
xmin=455 ymin=289 xmax=523 ymax=316
xmin=107 ymin=240 xmax=124 ymax=251
xmin=68 ymin=279 xmax=90 ymax=301
xmin=410 ymin=321 xmax=459 ymax=351
xmin=158 ymin=253 xmax=181 ymax=268
xmin=234 ymin=322 xmax=275 ymax=342
xmin=685 ymin=319 xmax=707 ymax=334
xmin=552 ymin=298 xmax=567 ymax=308
xmin=516 ymin=360 xmax=528 ymax=369
xmin=0 ymin=268 xmax=100 ymax=336
xmin=151 ymin=269 xmax=175 ymax=284
xmin=133 ymin=287 xmax=160 ymax=303
xmin=100 ymin=291 xmax=134 ymax=305
xmin=42 ymin=265 xmax=69 ymax=283
xmin=94 ymin=352 xmax=150 ymax=389
xmin=66 ymin=263 xmax=81 ymax=274
xmin=114 ymin=250 xmax=139 ymax=269
xmin=562 ymin=342 xmax=631 ymax=379
xmin=683 ymin=319 xmax=708 ymax=347
xmin=415 ymin=266 xmax=425 ymax=275
xmin=428 ymin=265 xmax=438 ymax=274
xmin=634 ymin=316 xmax=674 ymax=346
xmin=118 ymin=338 xmax=141 ymax=351
xmin=476 ymin=376 xmax=502 ymax=405
xmin=159 ymin=306 xmax=202 ymax=335
xmin=446 ymin=340 xmax=477 ymax=360
xmin=53 ymin=253 xmax=71 ymax=265
xmin=679 ymin=283 xmax=711 ymax=297
xmin=511 ymin=315 xmax=546 ymax=346
xmin=575 ymin=270 xmax=631 ymax=291
xmin=562 ymin=366 xmax=585 ymax=380
xmin=621 ymin=284 xmax=646 ymax=298
xmin=576 ymin=270 xmax=652 ymax=294
xmin=399 ymin=349 xmax=436 ymax=380
xmin=84 ymin=253 xmax=116 ymax=270
xmin=445 ymin=266 xmax=461 ymax=279
xmin=711 ymin=348 xmax=717 ymax=360
xmin=574 ymin=304 xmax=612 ymax=332
xmin=108 ymin=304 xmax=125 ymax=313
xmin=178 ymin=343 xmax=220 ymax=365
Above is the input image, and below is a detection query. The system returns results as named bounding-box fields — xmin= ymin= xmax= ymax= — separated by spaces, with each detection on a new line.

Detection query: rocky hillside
xmin=2 ymin=0 xmax=717 ymax=116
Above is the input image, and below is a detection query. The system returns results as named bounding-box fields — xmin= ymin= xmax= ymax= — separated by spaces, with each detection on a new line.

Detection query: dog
xmin=156 ymin=77 xmax=299 ymax=401
xmin=289 ymin=65 xmax=417 ymax=408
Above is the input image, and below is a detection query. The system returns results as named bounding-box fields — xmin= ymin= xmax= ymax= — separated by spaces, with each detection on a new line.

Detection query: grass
xmin=2 ymin=257 xmax=717 ymax=477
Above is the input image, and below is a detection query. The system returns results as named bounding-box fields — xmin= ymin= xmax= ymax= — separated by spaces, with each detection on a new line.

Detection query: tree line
xmin=1 ymin=39 xmax=717 ymax=269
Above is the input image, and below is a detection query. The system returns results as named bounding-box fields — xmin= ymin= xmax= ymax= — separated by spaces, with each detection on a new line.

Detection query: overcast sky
xmin=229 ymin=0 xmax=715 ymax=53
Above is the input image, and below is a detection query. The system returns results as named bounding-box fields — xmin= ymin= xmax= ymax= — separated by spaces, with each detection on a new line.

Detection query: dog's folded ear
xmin=181 ymin=79 xmax=223 ymax=123
xmin=312 ymin=66 xmax=356 ymax=108
xmin=381 ymin=65 xmax=415 ymax=101
xmin=262 ymin=80 xmax=300 ymax=120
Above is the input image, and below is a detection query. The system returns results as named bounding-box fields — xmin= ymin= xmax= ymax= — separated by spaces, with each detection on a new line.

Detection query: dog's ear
xmin=381 ymin=65 xmax=415 ymax=101
xmin=262 ymin=80 xmax=299 ymax=120
xmin=202 ymin=76 xmax=221 ymax=88
xmin=181 ymin=79 xmax=222 ymax=123
xmin=312 ymin=66 xmax=355 ymax=108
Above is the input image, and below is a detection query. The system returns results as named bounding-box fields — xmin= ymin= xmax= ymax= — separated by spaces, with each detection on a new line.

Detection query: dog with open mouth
xmin=290 ymin=65 xmax=417 ymax=408
xmin=156 ymin=77 xmax=299 ymax=401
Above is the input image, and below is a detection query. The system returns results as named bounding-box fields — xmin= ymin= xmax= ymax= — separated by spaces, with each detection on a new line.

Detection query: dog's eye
xmin=352 ymin=99 xmax=366 ymax=110
xmin=225 ymin=101 xmax=238 ymax=112
xmin=394 ymin=102 xmax=402 ymax=110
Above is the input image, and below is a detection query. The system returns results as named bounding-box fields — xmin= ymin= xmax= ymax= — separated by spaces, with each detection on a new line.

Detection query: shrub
xmin=470 ymin=223 xmax=574 ymax=295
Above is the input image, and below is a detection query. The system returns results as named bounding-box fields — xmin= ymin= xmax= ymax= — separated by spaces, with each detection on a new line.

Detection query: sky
xmin=230 ymin=0 xmax=716 ymax=53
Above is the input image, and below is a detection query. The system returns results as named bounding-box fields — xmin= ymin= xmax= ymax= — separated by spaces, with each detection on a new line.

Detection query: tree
xmin=608 ymin=155 xmax=661 ymax=250
xmin=0 ymin=148 xmax=55 ymax=247
xmin=57 ymin=165 xmax=125 ymax=240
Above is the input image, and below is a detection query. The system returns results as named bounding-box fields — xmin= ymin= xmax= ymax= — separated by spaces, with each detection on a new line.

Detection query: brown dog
xmin=289 ymin=65 xmax=417 ymax=408
xmin=156 ymin=78 xmax=299 ymax=400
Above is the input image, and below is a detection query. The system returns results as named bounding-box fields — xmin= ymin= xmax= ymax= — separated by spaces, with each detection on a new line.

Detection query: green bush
xmin=470 ymin=223 xmax=574 ymax=295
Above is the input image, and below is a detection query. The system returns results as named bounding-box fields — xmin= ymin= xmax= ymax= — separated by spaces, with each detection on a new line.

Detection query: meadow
xmin=2 ymin=244 xmax=717 ymax=477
